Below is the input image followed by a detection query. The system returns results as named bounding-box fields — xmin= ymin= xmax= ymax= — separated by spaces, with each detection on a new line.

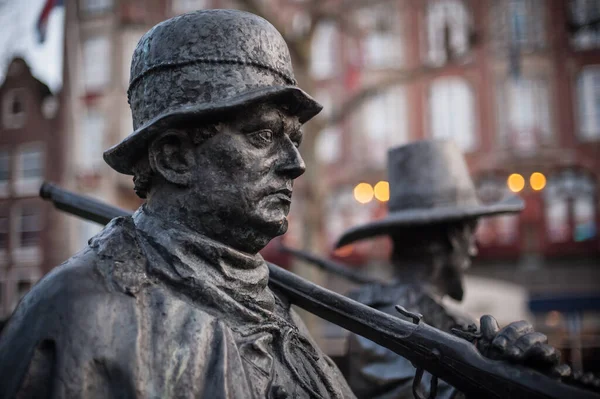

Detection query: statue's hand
xmin=476 ymin=315 xmax=571 ymax=379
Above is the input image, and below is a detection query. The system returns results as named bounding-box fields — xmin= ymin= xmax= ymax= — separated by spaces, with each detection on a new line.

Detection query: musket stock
xmin=39 ymin=182 xmax=600 ymax=399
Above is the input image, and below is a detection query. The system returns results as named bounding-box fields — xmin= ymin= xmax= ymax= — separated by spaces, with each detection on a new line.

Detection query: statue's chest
xmin=233 ymin=324 xmax=338 ymax=399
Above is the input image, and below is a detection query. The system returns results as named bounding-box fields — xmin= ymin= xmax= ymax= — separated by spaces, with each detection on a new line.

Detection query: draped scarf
xmin=133 ymin=208 xmax=344 ymax=399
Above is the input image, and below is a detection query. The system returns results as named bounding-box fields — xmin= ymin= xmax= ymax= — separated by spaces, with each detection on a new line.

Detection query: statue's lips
xmin=266 ymin=189 xmax=292 ymax=204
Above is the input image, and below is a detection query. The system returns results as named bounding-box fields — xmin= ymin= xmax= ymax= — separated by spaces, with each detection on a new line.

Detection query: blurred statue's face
xmin=444 ymin=220 xmax=479 ymax=301
xmin=185 ymin=104 xmax=305 ymax=252
xmin=390 ymin=220 xmax=479 ymax=301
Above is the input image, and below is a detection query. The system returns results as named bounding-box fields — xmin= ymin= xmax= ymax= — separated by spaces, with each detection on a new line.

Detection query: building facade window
xmin=2 ymin=88 xmax=26 ymax=129
xmin=16 ymin=280 xmax=32 ymax=301
xmin=16 ymin=206 xmax=41 ymax=250
xmin=426 ymin=0 xmax=472 ymax=65
xmin=358 ymin=3 xmax=403 ymax=69
xmin=0 ymin=149 xmax=9 ymax=197
xmin=290 ymin=12 xmax=311 ymax=38
xmin=316 ymin=127 xmax=341 ymax=165
xmin=41 ymin=96 xmax=59 ymax=119
xmin=362 ymin=86 xmax=408 ymax=168
xmin=80 ymin=109 xmax=105 ymax=171
xmin=325 ymin=187 xmax=378 ymax=251
xmin=310 ymin=22 xmax=339 ymax=79
xmin=9 ymin=272 xmax=40 ymax=312
xmin=122 ymin=30 xmax=144 ymax=87
xmin=83 ymin=36 xmax=111 ymax=92
xmin=476 ymin=176 xmax=520 ymax=248
xmin=429 ymin=78 xmax=477 ymax=152
xmin=570 ymin=0 xmax=600 ymax=50
xmin=0 ymin=210 xmax=8 ymax=253
xmin=14 ymin=144 xmax=44 ymax=196
xmin=577 ymin=67 xmax=600 ymax=141
xmin=544 ymin=170 xmax=597 ymax=245
xmin=80 ymin=0 xmax=113 ymax=14
xmin=491 ymin=0 xmax=545 ymax=51
xmin=314 ymin=89 xmax=341 ymax=165
xmin=497 ymin=77 xmax=552 ymax=151
xmin=18 ymin=147 xmax=43 ymax=181
xmin=171 ymin=0 xmax=208 ymax=15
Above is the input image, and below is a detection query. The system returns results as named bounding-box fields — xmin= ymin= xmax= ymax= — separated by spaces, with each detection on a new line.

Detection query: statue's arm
xmin=0 ymin=286 xmax=60 ymax=398
xmin=0 ymin=253 xmax=121 ymax=398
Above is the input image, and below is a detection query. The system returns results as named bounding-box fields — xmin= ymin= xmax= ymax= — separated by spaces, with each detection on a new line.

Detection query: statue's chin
xmin=442 ymin=269 xmax=465 ymax=302
xmin=449 ymin=287 xmax=464 ymax=302
xmin=253 ymin=209 xmax=288 ymax=235
xmin=240 ymin=216 xmax=288 ymax=253
xmin=262 ymin=219 xmax=288 ymax=242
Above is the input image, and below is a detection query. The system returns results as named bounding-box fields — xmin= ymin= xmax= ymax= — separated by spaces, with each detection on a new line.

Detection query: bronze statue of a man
xmin=0 ymin=10 xmax=353 ymax=398
xmin=337 ymin=140 xmax=565 ymax=399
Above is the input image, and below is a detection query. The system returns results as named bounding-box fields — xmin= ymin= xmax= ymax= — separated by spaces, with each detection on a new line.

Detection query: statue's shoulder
xmin=4 ymin=217 xmax=147 ymax=331
xmin=87 ymin=215 xmax=150 ymax=295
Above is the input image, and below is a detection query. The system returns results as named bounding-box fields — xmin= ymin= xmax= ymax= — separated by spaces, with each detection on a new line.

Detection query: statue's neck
xmin=391 ymin=254 xmax=448 ymax=297
xmin=144 ymin=193 xmax=268 ymax=255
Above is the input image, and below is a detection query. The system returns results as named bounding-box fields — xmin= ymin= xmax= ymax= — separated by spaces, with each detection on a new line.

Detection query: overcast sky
xmin=0 ymin=0 xmax=64 ymax=93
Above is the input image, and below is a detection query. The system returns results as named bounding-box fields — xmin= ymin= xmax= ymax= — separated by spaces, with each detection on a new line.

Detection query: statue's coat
xmin=0 ymin=211 xmax=353 ymax=399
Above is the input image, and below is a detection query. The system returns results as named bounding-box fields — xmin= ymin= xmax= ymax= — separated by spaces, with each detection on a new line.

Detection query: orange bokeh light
xmin=507 ymin=173 xmax=525 ymax=193
xmin=333 ymin=245 xmax=354 ymax=257
xmin=530 ymin=172 xmax=547 ymax=191
xmin=374 ymin=181 xmax=390 ymax=202
xmin=354 ymin=183 xmax=374 ymax=204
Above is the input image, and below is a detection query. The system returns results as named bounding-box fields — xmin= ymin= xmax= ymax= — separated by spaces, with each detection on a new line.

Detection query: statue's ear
xmin=148 ymin=129 xmax=196 ymax=186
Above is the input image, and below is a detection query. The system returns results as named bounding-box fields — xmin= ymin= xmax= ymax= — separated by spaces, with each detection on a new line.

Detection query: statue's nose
xmin=469 ymin=242 xmax=479 ymax=257
xmin=277 ymin=143 xmax=306 ymax=180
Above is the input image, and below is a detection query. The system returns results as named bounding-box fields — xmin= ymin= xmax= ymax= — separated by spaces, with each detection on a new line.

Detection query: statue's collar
xmin=132 ymin=206 xmax=275 ymax=322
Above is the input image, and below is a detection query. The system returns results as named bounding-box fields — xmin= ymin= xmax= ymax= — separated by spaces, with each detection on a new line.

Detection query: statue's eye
xmin=291 ymin=135 xmax=302 ymax=148
xmin=249 ymin=129 xmax=273 ymax=147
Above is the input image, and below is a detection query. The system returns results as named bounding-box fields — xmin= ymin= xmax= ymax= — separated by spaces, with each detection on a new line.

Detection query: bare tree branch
xmin=327 ymin=63 xmax=459 ymax=126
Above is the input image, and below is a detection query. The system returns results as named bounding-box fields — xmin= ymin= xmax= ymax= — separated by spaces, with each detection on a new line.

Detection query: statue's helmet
xmin=104 ymin=9 xmax=322 ymax=175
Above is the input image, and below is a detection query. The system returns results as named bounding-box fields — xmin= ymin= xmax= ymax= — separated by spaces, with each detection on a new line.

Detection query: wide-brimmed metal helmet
xmin=104 ymin=9 xmax=322 ymax=175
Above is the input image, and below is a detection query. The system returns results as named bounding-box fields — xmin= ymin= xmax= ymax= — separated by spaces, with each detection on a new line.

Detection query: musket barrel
xmin=40 ymin=182 xmax=128 ymax=224
xmin=39 ymin=182 xmax=600 ymax=399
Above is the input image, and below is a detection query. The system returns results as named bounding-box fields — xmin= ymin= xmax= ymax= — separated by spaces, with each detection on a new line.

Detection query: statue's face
xmin=444 ymin=220 xmax=479 ymax=301
xmin=189 ymin=103 xmax=305 ymax=252
xmin=390 ymin=220 xmax=478 ymax=301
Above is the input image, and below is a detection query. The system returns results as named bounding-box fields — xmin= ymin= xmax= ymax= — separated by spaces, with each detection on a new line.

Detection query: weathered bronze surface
xmin=0 ymin=10 xmax=353 ymax=398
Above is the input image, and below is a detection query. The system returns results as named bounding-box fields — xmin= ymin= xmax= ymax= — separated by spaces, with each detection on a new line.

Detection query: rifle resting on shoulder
xmin=40 ymin=182 xmax=600 ymax=399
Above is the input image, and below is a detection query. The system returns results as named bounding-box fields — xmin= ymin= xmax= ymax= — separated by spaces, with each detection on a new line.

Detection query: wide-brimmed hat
xmin=104 ymin=9 xmax=322 ymax=175
xmin=335 ymin=140 xmax=524 ymax=248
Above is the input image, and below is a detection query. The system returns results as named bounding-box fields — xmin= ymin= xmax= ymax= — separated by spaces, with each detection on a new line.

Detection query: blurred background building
xmin=0 ymin=0 xmax=598 ymax=373
xmin=0 ymin=57 xmax=67 ymax=326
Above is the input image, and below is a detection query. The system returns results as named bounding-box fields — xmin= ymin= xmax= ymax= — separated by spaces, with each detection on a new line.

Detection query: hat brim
xmin=104 ymin=85 xmax=322 ymax=175
xmin=335 ymin=196 xmax=524 ymax=248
